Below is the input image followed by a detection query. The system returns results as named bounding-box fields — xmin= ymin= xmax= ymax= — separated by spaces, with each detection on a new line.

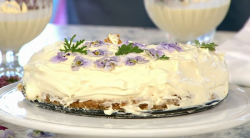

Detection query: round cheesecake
xmin=18 ymin=34 xmax=229 ymax=116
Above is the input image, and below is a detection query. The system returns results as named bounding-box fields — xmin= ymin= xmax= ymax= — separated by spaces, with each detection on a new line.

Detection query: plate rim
xmin=0 ymin=83 xmax=250 ymax=137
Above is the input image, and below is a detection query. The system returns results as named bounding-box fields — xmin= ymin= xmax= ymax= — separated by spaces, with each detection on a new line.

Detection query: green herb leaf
xmin=194 ymin=40 xmax=218 ymax=51
xmin=6 ymin=76 xmax=20 ymax=83
xmin=156 ymin=54 xmax=169 ymax=60
xmin=115 ymin=43 xmax=143 ymax=56
xmin=60 ymin=34 xmax=87 ymax=54
xmin=194 ymin=40 xmax=200 ymax=46
xmin=159 ymin=55 xmax=169 ymax=60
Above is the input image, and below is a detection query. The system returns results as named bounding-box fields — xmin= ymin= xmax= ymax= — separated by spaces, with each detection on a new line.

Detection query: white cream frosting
xmin=22 ymin=40 xmax=229 ymax=115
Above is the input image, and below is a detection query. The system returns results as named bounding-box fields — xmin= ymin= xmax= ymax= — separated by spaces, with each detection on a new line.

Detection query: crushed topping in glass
xmin=179 ymin=0 xmax=212 ymax=5
xmin=0 ymin=1 xmax=28 ymax=13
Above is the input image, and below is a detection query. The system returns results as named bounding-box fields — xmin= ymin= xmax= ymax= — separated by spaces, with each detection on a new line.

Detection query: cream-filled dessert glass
xmin=0 ymin=0 xmax=52 ymax=76
xmin=144 ymin=0 xmax=230 ymax=43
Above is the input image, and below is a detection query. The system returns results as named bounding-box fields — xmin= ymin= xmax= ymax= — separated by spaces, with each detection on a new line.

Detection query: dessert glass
xmin=0 ymin=0 xmax=52 ymax=76
xmin=144 ymin=0 xmax=230 ymax=43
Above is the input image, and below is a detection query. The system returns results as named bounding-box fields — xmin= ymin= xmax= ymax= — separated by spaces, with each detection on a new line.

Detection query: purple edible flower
xmin=157 ymin=42 xmax=183 ymax=53
xmin=125 ymin=56 xmax=149 ymax=66
xmin=87 ymin=49 xmax=112 ymax=57
xmin=94 ymin=56 xmax=120 ymax=71
xmin=133 ymin=42 xmax=147 ymax=49
xmin=4 ymin=129 xmax=15 ymax=138
xmin=50 ymin=52 xmax=68 ymax=63
xmin=28 ymin=130 xmax=54 ymax=138
xmin=145 ymin=48 xmax=165 ymax=59
xmin=89 ymin=40 xmax=106 ymax=47
xmin=121 ymin=40 xmax=147 ymax=49
xmin=121 ymin=40 xmax=130 ymax=45
xmin=71 ymin=56 xmax=92 ymax=71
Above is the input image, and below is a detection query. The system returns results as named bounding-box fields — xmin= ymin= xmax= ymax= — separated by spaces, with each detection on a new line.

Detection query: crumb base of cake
xmin=18 ymin=83 xmax=227 ymax=118
xmin=27 ymin=98 xmax=224 ymax=119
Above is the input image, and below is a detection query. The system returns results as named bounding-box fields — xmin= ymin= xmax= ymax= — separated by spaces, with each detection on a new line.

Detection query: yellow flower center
xmin=94 ymin=51 xmax=100 ymax=55
xmin=92 ymin=40 xmax=99 ymax=45
xmin=129 ymin=59 xmax=137 ymax=64
xmin=76 ymin=60 xmax=82 ymax=66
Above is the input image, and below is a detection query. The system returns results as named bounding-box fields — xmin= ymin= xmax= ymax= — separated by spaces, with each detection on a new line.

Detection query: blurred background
xmin=51 ymin=0 xmax=250 ymax=31
xmin=1 ymin=0 xmax=250 ymax=78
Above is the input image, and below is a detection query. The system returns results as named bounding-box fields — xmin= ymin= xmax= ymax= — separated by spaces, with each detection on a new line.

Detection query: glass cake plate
xmin=0 ymin=83 xmax=250 ymax=138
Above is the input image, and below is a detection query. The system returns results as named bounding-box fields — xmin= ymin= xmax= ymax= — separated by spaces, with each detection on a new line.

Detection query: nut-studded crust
xmin=27 ymin=98 xmax=223 ymax=118
xmin=17 ymin=83 xmax=225 ymax=118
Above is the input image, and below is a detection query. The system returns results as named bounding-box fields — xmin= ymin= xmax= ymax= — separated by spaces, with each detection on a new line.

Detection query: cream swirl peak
xmin=19 ymin=34 xmax=229 ymax=115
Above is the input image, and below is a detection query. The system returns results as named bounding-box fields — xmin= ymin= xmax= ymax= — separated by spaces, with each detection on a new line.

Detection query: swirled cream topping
xmin=0 ymin=1 xmax=28 ymax=13
xmin=21 ymin=36 xmax=229 ymax=115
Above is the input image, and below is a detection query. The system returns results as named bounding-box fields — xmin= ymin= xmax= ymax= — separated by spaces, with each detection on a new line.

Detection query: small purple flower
xmin=4 ymin=129 xmax=15 ymax=138
xmin=121 ymin=40 xmax=147 ymax=49
xmin=50 ymin=52 xmax=68 ymax=63
xmin=28 ymin=130 xmax=54 ymax=138
xmin=133 ymin=42 xmax=147 ymax=49
xmin=121 ymin=40 xmax=130 ymax=45
xmin=71 ymin=56 xmax=92 ymax=71
xmin=125 ymin=56 xmax=149 ymax=66
xmin=94 ymin=56 xmax=120 ymax=71
xmin=157 ymin=42 xmax=183 ymax=53
xmin=83 ymin=41 xmax=90 ymax=46
xmin=87 ymin=49 xmax=112 ymax=57
xmin=89 ymin=40 xmax=106 ymax=47
xmin=145 ymin=48 xmax=165 ymax=59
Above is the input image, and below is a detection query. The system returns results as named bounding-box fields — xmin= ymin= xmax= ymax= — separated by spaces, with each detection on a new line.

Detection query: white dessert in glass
xmin=0 ymin=0 xmax=52 ymax=76
xmin=144 ymin=0 xmax=230 ymax=43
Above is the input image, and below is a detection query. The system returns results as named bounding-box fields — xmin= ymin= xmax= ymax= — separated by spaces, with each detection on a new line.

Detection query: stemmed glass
xmin=144 ymin=0 xmax=230 ymax=43
xmin=0 ymin=0 xmax=53 ymax=77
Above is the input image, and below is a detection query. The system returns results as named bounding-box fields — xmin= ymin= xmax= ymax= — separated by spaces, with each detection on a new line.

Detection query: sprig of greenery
xmin=60 ymin=34 xmax=87 ymax=54
xmin=7 ymin=76 xmax=20 ymax=83
xmin=159 ymin=55 xmax=169 ymax=60
xmin=115 ymin=43 xmax=143 ymax=56
xmin=194 ymin=40 xmax=200 ymax=46
xmin=156 ymin=54 xmax=169 ymax=60
xmin=194 ymin=40 xmax=218 ymax=51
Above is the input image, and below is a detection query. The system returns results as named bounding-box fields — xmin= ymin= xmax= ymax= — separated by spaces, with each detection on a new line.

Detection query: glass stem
xmin=0 ymin=50 xmax=22 ymax=77
xmin=5 ymin=51 xmax=15 ymax=69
